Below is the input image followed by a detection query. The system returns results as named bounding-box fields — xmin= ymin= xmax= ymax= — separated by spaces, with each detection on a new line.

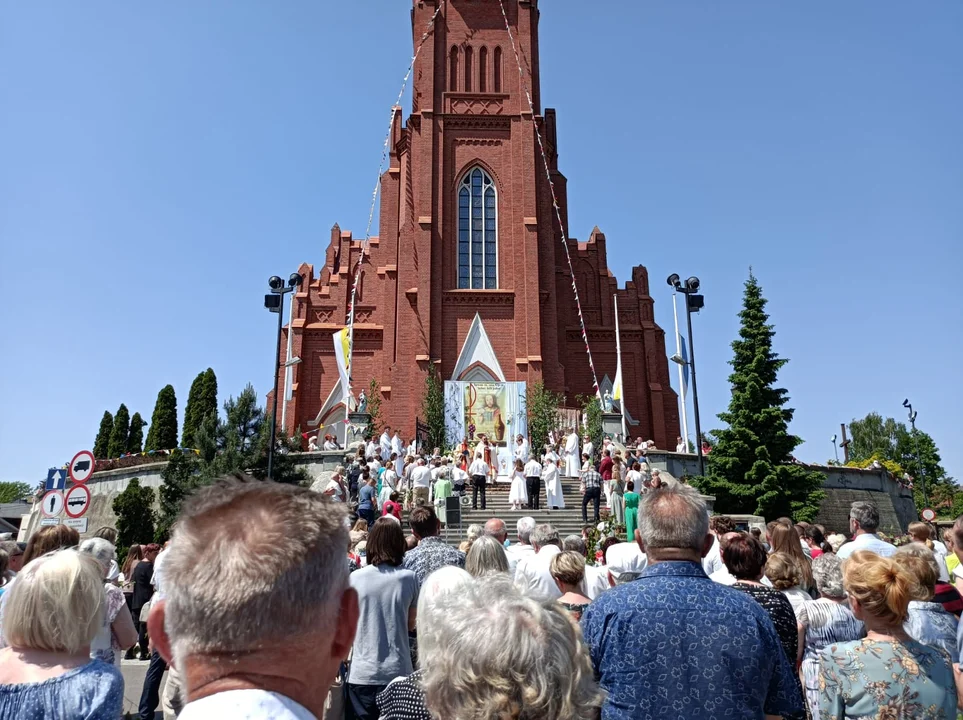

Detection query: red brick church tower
xmin=273 ymin=0 xmax=680 ymax=448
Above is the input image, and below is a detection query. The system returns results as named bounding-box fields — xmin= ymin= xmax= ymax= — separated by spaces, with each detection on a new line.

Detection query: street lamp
xmin=667 ymin=273 xmax=705 ymax=477
xmin=902 ymin=399 xmax=928 ymax=508
xmin=265 ymin=272 xmax=303 ymax=479
xmin=831 ymin=434 xmax=839 ymax=464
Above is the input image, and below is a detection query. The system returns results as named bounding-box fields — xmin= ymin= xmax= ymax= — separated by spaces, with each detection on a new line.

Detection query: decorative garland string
xmin=496 ymin=0 xmax=601 ymax=399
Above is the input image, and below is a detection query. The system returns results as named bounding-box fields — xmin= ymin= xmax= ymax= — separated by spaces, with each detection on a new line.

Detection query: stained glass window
xmin=457 ymin=168 xmax=497 ymax=289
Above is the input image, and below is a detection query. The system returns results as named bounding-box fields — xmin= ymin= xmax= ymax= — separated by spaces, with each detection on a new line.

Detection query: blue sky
xmin=1 ymin=1 xmax=960 ymax=486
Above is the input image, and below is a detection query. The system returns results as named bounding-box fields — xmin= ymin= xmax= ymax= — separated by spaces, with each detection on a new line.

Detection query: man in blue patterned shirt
xmin=581 ymin=485 xmax=804 ymax=720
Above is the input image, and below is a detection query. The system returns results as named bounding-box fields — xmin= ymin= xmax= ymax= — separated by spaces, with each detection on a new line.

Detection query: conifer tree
xmin=127 ymin=412 xmax=146 ymax=454
xmin=107 ymin=404 xmax=131 ymax=458
xmin=112 ymin=478 xmax=156 ymax=557
xmin=181 ymin=371 xmax=206 ymax=449
xmin=144 ymin=385 xmax=179 ymax=452
xmin=183 ymin=368 xmax=218 ymax=449
xmin=199 ymin=368 xmax=218 ymax=423
xmin=421 ymin=369 xmax=446 ymax=451
xmin=93 ymin=411 xmax=113 ymax=459
xmin=695 ymin=272 xmax=824 ymax=521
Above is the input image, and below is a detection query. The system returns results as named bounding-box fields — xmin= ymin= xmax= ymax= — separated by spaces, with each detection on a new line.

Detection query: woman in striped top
xmin=798 ymin=554 xmax=864 ymax=720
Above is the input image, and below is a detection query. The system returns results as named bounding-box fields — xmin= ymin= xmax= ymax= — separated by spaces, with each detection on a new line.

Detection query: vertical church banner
xmin=444 ymin=381 xmax=527 ymax=478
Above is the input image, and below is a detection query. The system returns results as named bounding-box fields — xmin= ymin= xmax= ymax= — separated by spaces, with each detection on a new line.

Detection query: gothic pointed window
xmin=457 ymin=168 xmax=498 ymax=289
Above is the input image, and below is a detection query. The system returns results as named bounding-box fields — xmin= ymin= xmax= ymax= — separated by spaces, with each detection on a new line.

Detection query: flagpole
xmin=672 ymin=294 xmax=690 ymax=452
xmin=614 ymin=295 xmax=627 ymax=442
xmin=280 ymin=290 xmax=296 ymax=434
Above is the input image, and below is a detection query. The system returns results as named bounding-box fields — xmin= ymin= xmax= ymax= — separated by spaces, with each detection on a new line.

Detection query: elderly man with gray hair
xmin=581 ymin=484 xmax=803 ymax=720
xmin=505 ymin=516 xmax=537 ymax=568
xmin=147 ymin=476 xmax=358 ymax=720
xmin=836 ymin=500 xmax=897 ymax=559
xmin=514 ymin=524 xmax=562 ymax=600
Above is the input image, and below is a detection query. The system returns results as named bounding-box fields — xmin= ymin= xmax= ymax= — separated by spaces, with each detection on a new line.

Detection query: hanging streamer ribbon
xmin=345 ymin=1 xmax=448 ymax=359
xmin=496 ymin=0 xmax=602 ymax=399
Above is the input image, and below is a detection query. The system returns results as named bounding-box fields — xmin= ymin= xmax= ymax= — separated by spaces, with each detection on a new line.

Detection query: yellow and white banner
xmin=333 ymin=328 xmax=352 ymax=406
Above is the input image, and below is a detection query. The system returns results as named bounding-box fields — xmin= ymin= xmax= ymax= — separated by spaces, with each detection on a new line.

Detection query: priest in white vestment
xmin=379 ymin=427 xmax=392 ymax=462
xmin=563 ymin=430 xmax=580 ymax=477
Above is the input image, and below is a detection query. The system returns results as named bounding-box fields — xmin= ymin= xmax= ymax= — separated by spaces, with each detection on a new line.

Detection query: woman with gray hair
xmin=0 ymin=550 xmax=124 ymax=718
xmin=420 ymin=575 xmax=604 ymax=720
xmin=464 ymin=535 xmax=509 ymax=578
xmin=894 ymin=543 xmax=957 ymax=657
xmin=458 ymin=523 xmax=485 ymax=553
xmin=376 ymin=566 xmax=473 ymax=720
xmin=79 ymin=537 xmax=138 ymax=666
xmin=797 ymin=553 xmax=865 ymax=720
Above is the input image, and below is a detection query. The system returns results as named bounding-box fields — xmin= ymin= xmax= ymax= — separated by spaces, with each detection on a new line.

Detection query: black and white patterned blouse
xmin=734 ymin=582 xmax=800 ymax=665
xmin=376 ymin=670 xmax=432 ymax=720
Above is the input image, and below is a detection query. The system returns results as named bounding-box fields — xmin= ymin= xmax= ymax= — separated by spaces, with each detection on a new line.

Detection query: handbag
xmin=139 ymin=597 xmax=153 ymax=623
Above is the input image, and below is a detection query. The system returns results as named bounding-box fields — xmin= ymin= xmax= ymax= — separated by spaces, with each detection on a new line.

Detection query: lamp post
xmin=265 ymin=273 xmax=303 ymax=479
xmin=902 ymin=399 xmax=928 ymax=508
xmin=667 ymin=274 xmax=705 ymax=477
xmin=831 ymin=434 xmax=839 ymax=464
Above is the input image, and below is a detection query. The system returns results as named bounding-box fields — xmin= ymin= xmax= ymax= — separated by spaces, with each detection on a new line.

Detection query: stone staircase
xmin=440 ymin=482 xmax=611 ymax=545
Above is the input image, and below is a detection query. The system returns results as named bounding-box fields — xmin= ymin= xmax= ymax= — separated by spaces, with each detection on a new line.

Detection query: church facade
xmin=273 ymin=0 xmax=680 ymax=448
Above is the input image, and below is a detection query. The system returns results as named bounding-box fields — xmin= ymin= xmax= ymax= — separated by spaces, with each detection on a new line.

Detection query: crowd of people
xmin=3 ymin=435 xmax=963 ymax=719
xmin=314 ymin=430 xmax=674 ymax=548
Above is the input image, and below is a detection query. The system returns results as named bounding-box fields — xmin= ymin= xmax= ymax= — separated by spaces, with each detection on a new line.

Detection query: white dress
xmin=543 ymin=464 xmax=565 ymax=509
xmin=508 ymin=470 xmax=529 ymax=505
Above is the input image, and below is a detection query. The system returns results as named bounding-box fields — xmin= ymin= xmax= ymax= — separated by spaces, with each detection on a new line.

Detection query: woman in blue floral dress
xmin=818 ymin=550 xmax=956 ymax=719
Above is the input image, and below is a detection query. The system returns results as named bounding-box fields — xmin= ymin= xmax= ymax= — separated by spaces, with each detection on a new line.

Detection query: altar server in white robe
xmin=379 ymin=427 xmax=392 ymax=462
xmin=391 ymin=432 xmax=404 ymax=476
xmin=583 ymin=434 xmax=594 ymax=464
xmin=513 ymin=435 xmax=529 ymax=464
xmin=563 ymin=429 xmax=581 ymax=478
xmin=542 ymin=457 xmax=565 ymax=509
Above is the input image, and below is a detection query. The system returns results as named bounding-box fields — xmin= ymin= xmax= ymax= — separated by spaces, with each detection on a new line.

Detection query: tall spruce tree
xmin=127 ymin=412 xmax=146 ymax=454
xmin=144 ymin=385 xmax=179 ymax=452
xmin=93 ymin=411 xmax=113 ymax=459
xmin=695 ymin=272 xmax=825 ymax=521
xmin=181 ymin=371 xmax=206 ymax=449
xmin=107 ymin=404 xmax=131 ymax=458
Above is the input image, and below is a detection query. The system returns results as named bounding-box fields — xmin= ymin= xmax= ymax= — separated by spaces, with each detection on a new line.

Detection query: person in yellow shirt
xmin=943 ymin=529 xmax=960 ymax=575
